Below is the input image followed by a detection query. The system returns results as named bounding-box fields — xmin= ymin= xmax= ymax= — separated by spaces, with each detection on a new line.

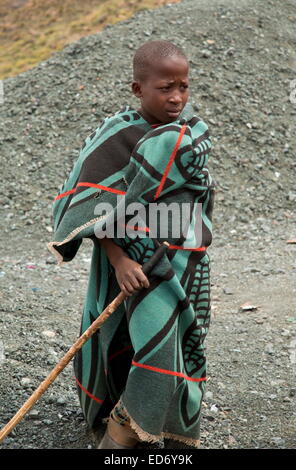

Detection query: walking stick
xmin=0 ymin=242 xmax=169 ymax=444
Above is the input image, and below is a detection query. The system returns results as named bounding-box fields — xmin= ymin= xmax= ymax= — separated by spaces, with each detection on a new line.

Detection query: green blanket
xmin=48 ymin=104 xmax=215 ymax=447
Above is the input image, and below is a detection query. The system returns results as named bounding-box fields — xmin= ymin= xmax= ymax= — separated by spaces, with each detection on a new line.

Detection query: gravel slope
xmin=0 ymin=0 xmax=295 ymax=449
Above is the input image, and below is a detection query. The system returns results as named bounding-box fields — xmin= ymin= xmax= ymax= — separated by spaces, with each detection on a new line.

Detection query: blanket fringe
xmin=124 ymin=408 xmax=162 ymax=444
xmin=47 ymin=242 xmax=65 ymax=265
xmin=47 ymin=214 xmax=107 ymax=265
xmin=124 ymin=407 xmax=200 ymax=448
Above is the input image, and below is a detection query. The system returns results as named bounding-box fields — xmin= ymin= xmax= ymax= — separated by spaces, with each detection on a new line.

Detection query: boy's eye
xmin=159 ymin=84 xmax=189 ymax=91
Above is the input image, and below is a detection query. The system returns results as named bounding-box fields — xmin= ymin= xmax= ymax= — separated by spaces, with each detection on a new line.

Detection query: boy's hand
xmin=97 ymin=236 xmax=150 ymax=296
xmin=113 ymin=256 xmax=150 ymax=297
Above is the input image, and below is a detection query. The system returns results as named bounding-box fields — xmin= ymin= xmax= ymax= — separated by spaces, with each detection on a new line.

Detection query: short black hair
xmin=133 ymin=40 xmax=188 ymax=81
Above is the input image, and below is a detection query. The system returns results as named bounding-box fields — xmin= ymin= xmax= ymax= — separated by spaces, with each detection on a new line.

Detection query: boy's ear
xmin=132 ymin=81 xmax=142 ymax=98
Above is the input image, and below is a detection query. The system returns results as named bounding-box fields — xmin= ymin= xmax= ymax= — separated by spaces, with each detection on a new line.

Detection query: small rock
xmin=29 ymin=409 xmax=40 ymax=419
xmin=250 ymin=268 xmax=261 ymax=273
xmin=42 ymin=330 xmax=56 ymax=338
xmin=210 ymin=404 xmax=219 ymax=413
xmin=265 ymin=343 xmax=275 ymax=354
xmin=225 ymin=47 xmax=235 ymax=56
xmin=280 ymin=329 xmax=291 ymax=337
xmin=43 ymin=419 xmax=53 ymax=425
xmin=269 ymin=394 xmax=277 ymax=400
xmin=239 ymin=302 xmax=258 ymax=312
xmin=201 ymin=49 xmax=212 ymax=58
xmin=271 ymin=437 xmax=285 ymax=446
xmin=228 ymin=435 xmax=237 ymax=445
xmin=25 ymin=219 xmax=34 ymax=226
xmin=205 ymin=415 xmax=215 ymax=421
xmin=20 ymin=377 xmax=32 ymax=386
xmin=56 ymin=396 xmax=66 ymax=405
xmin=223 ymin=287 xmax=234 ymax=295
xmin=283 ymin=396 xmax=292 ymax=403
xmin=287 ymin=192 xmax=296 ymax=202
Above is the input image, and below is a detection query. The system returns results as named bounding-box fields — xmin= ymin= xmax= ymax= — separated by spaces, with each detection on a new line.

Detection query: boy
xmin=48 ymin=40 xmax=215 ymax=449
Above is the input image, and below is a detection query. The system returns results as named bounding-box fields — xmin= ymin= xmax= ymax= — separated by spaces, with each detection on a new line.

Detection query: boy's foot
xmin=97 ymin=416 xmax=139 ymax=449
xmin=97 ymin=431 xmax=136 ymax=449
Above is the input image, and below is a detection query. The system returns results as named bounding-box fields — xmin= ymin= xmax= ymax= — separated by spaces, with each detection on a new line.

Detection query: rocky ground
xmin=0 ymin=0 xmax=295 ymax=450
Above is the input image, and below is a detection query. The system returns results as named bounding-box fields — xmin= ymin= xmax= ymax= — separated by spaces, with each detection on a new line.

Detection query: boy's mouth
xmin=166 ymin=109 xmax=182 ymax=118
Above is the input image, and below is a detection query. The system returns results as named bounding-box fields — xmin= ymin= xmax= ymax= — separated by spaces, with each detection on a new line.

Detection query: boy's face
xmin=132 ymin=55 xmax=189 ymax=124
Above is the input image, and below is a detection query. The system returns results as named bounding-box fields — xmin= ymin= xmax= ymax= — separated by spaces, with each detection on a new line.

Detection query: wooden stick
xmin=0 ymin=290 xmax=126 ymax=443
xmin=0 ymin=242 xmax=169 ymax=443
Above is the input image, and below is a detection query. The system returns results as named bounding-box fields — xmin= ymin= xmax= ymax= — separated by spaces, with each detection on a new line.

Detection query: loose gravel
xmin=0 ymin=0 xmax=295 ymax=449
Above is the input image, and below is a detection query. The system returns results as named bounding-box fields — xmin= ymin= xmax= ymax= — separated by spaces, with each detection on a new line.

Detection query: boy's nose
xmin=168 ymin=93 xmax=182 ymax=104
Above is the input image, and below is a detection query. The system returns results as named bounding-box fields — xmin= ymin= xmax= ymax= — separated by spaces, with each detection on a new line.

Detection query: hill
xmin=0 ymin=0 xmax=180 ymax=78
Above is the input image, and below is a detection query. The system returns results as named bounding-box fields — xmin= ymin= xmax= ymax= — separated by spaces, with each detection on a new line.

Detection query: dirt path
xmin=0 ymin=222 xmax=295 ymax=449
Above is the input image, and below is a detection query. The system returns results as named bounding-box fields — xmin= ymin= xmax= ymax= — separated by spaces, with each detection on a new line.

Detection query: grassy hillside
xmin=0 ymin=0 xmax=181 ymax=79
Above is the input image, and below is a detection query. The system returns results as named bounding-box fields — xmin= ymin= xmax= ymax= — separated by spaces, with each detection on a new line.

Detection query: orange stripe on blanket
xmin=167 ymin=245 xmax=207 ymax=251
xmin=54 ymin=189 xmax=76 ymax=201
xmin=132 ymin=360 xmax=207 ymax=383
xmin=77 ymin=182 xmax=126 ymax=195
xmin=122 ymin=223 xmax=151 ymax=233
xmin=54 ymin=182 xmax=126 ymax=200
xmin=154 ymin=123 xmax=187 ymax=201
xmin=74 ymin=376 xmax=104 ymax=404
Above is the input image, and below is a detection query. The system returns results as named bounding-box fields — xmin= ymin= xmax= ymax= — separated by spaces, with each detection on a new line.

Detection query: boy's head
xmin=132 ymin=40 xmax=189 ymax=124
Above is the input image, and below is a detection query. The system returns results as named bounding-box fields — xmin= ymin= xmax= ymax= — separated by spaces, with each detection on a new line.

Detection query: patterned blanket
xmin=48 ymin=104 xmax=215 ymax=447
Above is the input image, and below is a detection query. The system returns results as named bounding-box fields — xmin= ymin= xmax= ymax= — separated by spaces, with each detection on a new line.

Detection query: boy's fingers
xmin=122 ymin=274 xmax=149 ymax=295
xmin=126 ymin=272 xmax=141 ymax=289
xmin=127 ymin=268 xmax=149 ymax=288
xmin=136 ymin=269 xmax=150 ymax=288
xmin=140 ymin=277 xmax=150 ymax=288
xmin=120 ymin=281 xmax=134 ymax=296
xmin=132 ymin=276 xmax=148 ymax=290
